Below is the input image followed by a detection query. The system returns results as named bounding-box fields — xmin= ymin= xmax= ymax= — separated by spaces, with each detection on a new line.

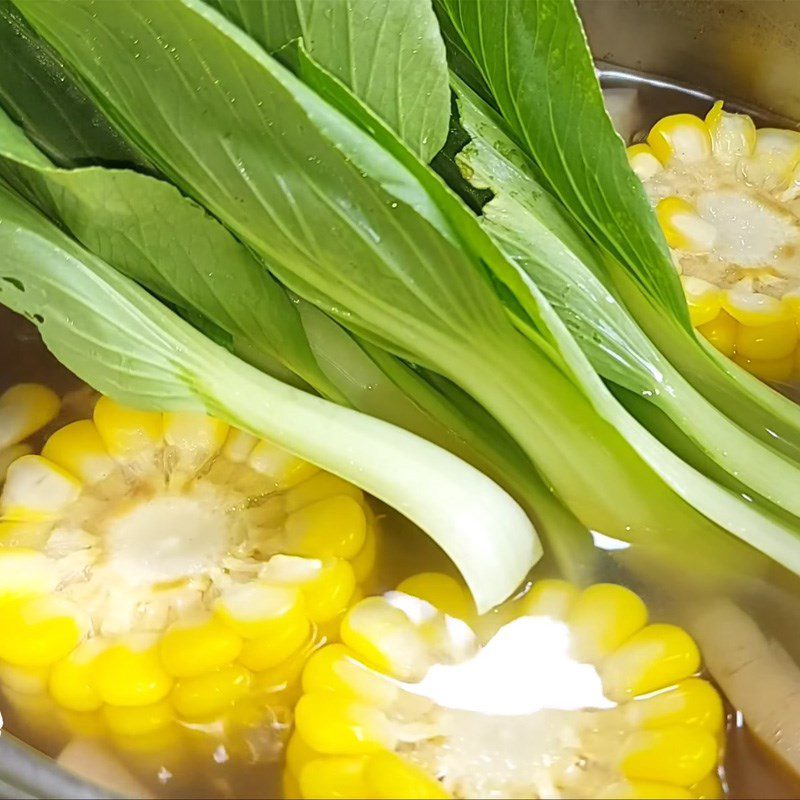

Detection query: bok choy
xmin=2 ymin=0 xmax=800 ymax=611
xmin=0 ymin=179 xmax=537 ymax=613
xmin=14 ymin=0 xmax=756 ymax=552
xmin=437 ymin=0 xmax=800 ymax=464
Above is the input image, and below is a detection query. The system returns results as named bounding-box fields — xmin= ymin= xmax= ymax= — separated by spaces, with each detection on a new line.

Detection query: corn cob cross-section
xmin=0 ymin=392 xmax=379 ymax=758
xmin=629 ymin=104 xmax=800 ymax=383
xmin=289 ymin=574 xmax=724 ymax=800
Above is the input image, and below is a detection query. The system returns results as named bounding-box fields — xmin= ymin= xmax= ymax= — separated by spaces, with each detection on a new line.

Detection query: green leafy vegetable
xmin=452 ymin=78 xmax=800 ymax=522
xmin=0 ymin=81 xmax=582 ymax=579
xmin=0 ymin=107 xmax=341 ymax=400
xmin=285 ymin=21 xmax=800 ymax=570
xmin=208 ymin=0 xmax=451 ymax=163
xmin=17 ymin=0 xmax=723 ymax=544
xmin=0 ymin=0 xmax=145 ymax=167
xmin=437 ymin=0 xmax=686 ymax=322
xmin=298 ymin=296 xmax=595 ymax=584
xmin=438 ymin=0 xmax=800 ymax=465
xmin=5 ymin=0 xmax=800 ymax=601
xmin=0 ymin=180 xmax=538 ymax=612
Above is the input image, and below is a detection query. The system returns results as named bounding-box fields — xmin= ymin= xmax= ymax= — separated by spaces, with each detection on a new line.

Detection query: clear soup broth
xmin=3 ymin=72 xmax=800 ymax=800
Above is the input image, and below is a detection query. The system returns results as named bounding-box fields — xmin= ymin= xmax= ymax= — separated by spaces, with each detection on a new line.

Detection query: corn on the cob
xmin=0 ymin=389 xmax=380 ymax=769
xmin=290 ymin=575 xmax=724 ymax=800
xmin=628 ymin=103 xmax=800 ymax=383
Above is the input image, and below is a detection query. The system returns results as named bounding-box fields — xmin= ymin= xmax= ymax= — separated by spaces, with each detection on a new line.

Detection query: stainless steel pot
xmin=0 ymin=1 xmax=797 ymax=797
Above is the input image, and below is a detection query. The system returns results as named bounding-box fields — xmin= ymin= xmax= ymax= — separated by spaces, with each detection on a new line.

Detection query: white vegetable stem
xmin=207 ymin=357 xmax=540 ymax=613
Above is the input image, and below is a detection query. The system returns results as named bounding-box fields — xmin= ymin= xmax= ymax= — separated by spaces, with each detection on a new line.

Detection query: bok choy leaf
xmin=17 ymin=0 xmax=730 ymax=545
xmin=0 ymin=180 xmax=538 ymax=612
xmin=209 ymin=0 xmax=451 ymax=163
xmin=452 ymin=78 xmax=800 ymax=523
xmin=436 ymin=0 xmax=686 ymax=322
xmin=285 ymin=19 xmax=800 ymax=570
xmin=437 ymin=0 xmax=800 ymax=465
xmin=0 ymin=96 xmax=583 ymax=578
xmin=0 ymin=0 xmax=145 ymax=168
xmin=0 ymin=107 xmax=341 ymax=400
xmin=20 ymin=0 xmax=800 ymax=575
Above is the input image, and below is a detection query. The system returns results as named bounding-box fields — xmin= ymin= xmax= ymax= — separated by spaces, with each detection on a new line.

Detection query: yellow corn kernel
xmin=171 ymin=663 xmax=252 ymax=720
xmin=722 ymin=287 xmax=790 ymax=326
xmin=285 ymin=472 xmax=363 ymax=513
xmin=690 ymin=772 xmax=724 ymax=799
xmin=0 ymin=455 xmax=81 ymax=520
xmin=745 ymin=128 xmax=800 ymax=190
xmin=238 ymin=614 xmax=311 ymax=672
xmin=248 ymin=439 xmax=319 ymax=490
xmin=215 ymin=581 xmax=307 ymax=640
xmin=0 ymin=661 xmax=50 ymax=694
xmin=0 ymin=596 xmax=87 ymax=667
xmin=103 ymin=699 xmax=173 ymax=736
xmin=366 ymin=751 xmax=450 ymax=799
xmin=601 ymin=623 xmax=700 ymax=700
xmin=620 ymin=781 xmax=693 ymax=800
xmin=785 ymin=291 xmax=800 ymax=325
xmin=302 ymin=644 xmax=398 ymax=708
xmin=261 ymin=556 xmax=357 ymax=625
xmin=397 ymin=573 xmax=473 ymax=621
xmin=0 ymin=383 xmax=60 ymax=450
xmin=294 ymin=692 xmax=395 ymax=755
xmin=0 ymin=547 xmax=55 ymax=599
xmin=341 ymin=597 xmax=431 ymax=681
xmin=735 ymin=317 xmax=797 ymax=360
xmin=287 ymin=732 xmax=323 ymax=778
xmin=163 ymin=410 xmax=229 ymax=479
xmin=41 ymin=420 xmax=116 ymax=484
xmin=159 ymin=617 xmax=242 ymax=678
xmin=705 ymin=101 xmax=756 ymax=163
xmin=49 ymin=638 xmax=106 ymax=712
xmin=0 ymin=444 xmax=32 ymax=484
xmin=0 ymin=520 xmax=51 ymax=549
xmin=93 ymin=397 xmax=163 ymax=462
xmin=697 ymin=310 xmax=737 ymax=356
xmin=681 ymin=276 xmax=722 ymax=328
xmin=623 ymin=678 xmax=724 ymax=733
xmin=648 ymin=114 xmax=712 ymax=164
xmin=568 ymin=583 xmax=647 ymax=662
xmin=601 ymin=624 xmax=701 ymax=701
xmin=284 ymin=496 xmax=367 ymax=560
xmin=621 ymin=726 xmax=718 ymax=787
xmin=655 ymin=197 xmax=716 ymax=253
xmin=519 ymin=578 xmax=580 ymax=620
xmin=299 ymin=756 xmax=371 ymax=800
xmin=250 ymin=645 xmax=307 ymax=701
xmin=92 ymin=637 xmax=173 ymax=707
xmin=734 ymin=352 xmax=794 ymax=383
xmin=626 ymin=144 xmax=663 ymax=180
xmin=221 ymin=427 xmax=258 ymax=462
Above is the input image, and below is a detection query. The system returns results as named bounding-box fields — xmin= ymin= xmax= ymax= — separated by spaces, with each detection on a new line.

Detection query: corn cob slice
xmin=290 ymin=575 xmax=724 ymax=800
xmin=0 ymin=391 xmax=381 ymax=772
xmin=628 ymin=103 xmax=800 ymax=383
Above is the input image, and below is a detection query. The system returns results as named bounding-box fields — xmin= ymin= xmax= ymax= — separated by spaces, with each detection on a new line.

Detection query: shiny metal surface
xmin=0 ymin=1 xmax=798 ymax=798
xmin=579 ymin=0 xmax=800 ymax=124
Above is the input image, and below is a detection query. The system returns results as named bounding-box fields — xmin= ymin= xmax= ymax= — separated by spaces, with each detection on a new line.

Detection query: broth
xmin=2 ymin=73 xmax=800 ymax=800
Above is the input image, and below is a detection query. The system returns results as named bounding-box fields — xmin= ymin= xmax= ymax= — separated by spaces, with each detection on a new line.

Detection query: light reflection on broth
xmin=5 ymin=115 xmax=800 ymax=796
